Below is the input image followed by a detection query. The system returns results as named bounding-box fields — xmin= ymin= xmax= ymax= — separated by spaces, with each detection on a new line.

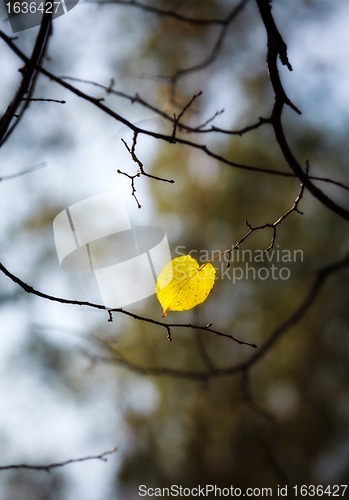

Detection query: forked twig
xmin=119 ymin=131 xmax=174 ymax=207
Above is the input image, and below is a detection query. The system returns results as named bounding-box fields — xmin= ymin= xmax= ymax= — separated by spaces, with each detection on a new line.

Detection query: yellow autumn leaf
xmin=156 ymin=255 xmax=216 ymax=317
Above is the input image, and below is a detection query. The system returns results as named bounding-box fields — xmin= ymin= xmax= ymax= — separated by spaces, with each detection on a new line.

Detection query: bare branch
xmin=255 ymin=174 xmax=305 ymax=253
xmin=309 ymin=175 xmax=349 ymax=193
xmin=0 ymin=448 xmax=117 ymax=473
xmin=86 ymin=253 xmax=349 ymax=380
xmin=87 ymin=0 xmax=241 ymax=26
xmin=21 ymin=98 xmax=66 ymax=104
xmin=0 ymin=177 xmax=334 ymax=356
xmin=152 ymin=0 xmax=249 ymax=100
xmin=119 ymin=131 xmax=174 ymax=207
xmin=58 ymin=77 xmax=268 ymax=136
xmin=205 ymin=180 xmax=305 ymax=270
xmin=119 ymin=137 xmax=142 ymax=208
xmin=0 ymin=5 xmax=52 ymax=146
xmin=190 ymin=109 xmax=225 ymax=131
xmin=117 ymin=165 xmax=141 ymax=208
xmin=215 ymin=252 xmax=349 ymax=378
xmin=0 ymin=261 xmax=255 ymax=348
xmin=3 ymin=31 xmax=347 ymax=194
xmin=122 ymin=132 xmax=174 ymax=185
xmin=39 ymin=76 xmax=349 ymax=193
xmin=172 ymin=92 xmax=202 ymax=138
xmin=0 ymin=162 xmax=46 ymax=182
xmin=81 ymin=349 xmax=210 ymax=380
xmin=1 ymin=230 xmax=346 ymax=383
xmin=255 ymin=0 xmax=349 ymax=220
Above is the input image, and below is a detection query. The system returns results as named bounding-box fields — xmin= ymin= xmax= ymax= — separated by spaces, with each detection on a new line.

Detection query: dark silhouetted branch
xmin=3 ymin=29 xmax=348 ymax=202
xmin=0 ymin=30 xmax=296 ymax=181
xmin=245 ymin=173 xmax=305 ymax=253
xmin=0 ymin=448 xmax=117 ymax=473
xmin=172 ymin=92 xmax=202 ymax=138
xmin=58 ymin=77 xmax=268 ymax=136
xmin=21 ymin=98 xmax=66 ymax=103
xmin=119 ymin=131 xmax=174 ymax=207
xmin=207 ymin=180 xmax=305 ymax=270
xmin=53 ymin=77 xmax=349 ymax=192
xmin=255 ymin=0 xmax=349 ymax=220
xmin=0 ymin=260 xmax=255 ymax=348
xmin=0 ymin=5 xmax=52 ymax=146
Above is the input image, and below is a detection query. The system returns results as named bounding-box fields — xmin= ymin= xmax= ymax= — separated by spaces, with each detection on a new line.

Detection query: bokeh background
xmin=0 ymin=0 xmax=349 ymax=498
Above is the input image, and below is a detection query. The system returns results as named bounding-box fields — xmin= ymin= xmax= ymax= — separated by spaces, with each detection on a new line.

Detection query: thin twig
xmin=155 ymin=0 xmax=249 ymax=100
xmin=118 ymin=137 xmax=142 ymax=208
xmin=21 ymin=98 xmax=66 ymax=103
xmin=119 ymin=131 xmax=174 ymax=206
xmin=172 ymin=91 xmax=202 ymax=138
xmin=0 ymin=162 xmax=46 ymax=182
xmin=193 ymin=109 xmax=225 ymax=131
xmin=0 ymin=448 xmax=117 ymax=473
xmin=204 ymin=180 xmax=305 ymax=270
